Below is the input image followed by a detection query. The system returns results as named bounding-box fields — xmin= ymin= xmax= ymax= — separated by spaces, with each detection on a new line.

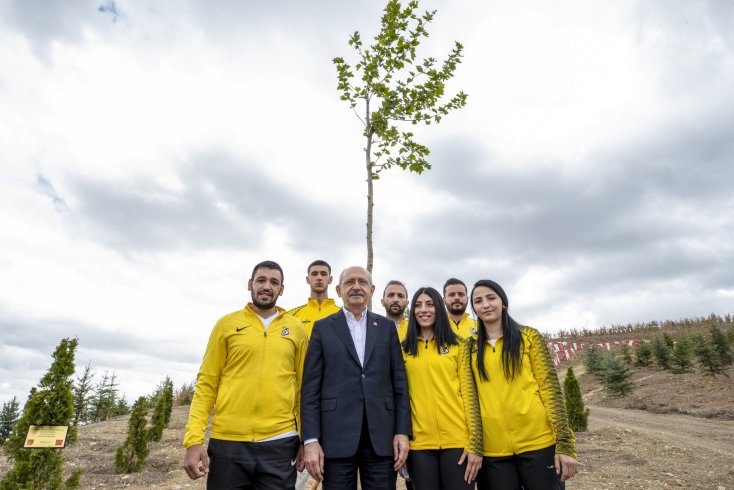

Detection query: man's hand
xmin=304 ymin=441 xmax=325 ymax=482
xmin=393 ymin=434 xmax=409 ymax=471
xmin=555 ymin=453 xmax=579 ymax=482
xmin=183 ymin=444 xmax=209 ymax=480
xmin=296 ymin=444 xmax=306 ymax=472
xmin=458 ymin=451 xmax=482 ymax=483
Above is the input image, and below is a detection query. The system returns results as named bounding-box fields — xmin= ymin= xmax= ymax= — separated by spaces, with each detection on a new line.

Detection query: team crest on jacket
xmin=470 ymin=326 xmax=478 ymax=335
xmin=281 ymin=327 xmax=290 ymax=337
xmin=440 ymin=345 xmax=450 ymax=355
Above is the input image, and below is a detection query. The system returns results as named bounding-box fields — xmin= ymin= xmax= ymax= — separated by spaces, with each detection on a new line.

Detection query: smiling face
xmin=336 ymin=267 xmax=375 ymax=314
xmin=307 ymin=265 xmax=332 ymax=294
xmin=413 ymin=293 xmax=436 ymax=330
xmin=248 ymin=267 xmax=284 ymax=310
xmin=471 ymin=285 xmax=504 ymax=325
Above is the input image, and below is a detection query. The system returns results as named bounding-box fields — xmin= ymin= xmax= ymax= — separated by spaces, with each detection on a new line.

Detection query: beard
xmin=388 ymin=304 xmax=407 ymax=317
xmin=448 ymin=304 xmax=467 ymax=316
xmin=252 ymin=293 xmax=277 ymax=310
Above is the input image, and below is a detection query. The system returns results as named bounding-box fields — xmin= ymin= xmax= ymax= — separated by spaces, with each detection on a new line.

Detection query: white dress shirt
xmin=344 ymin=307 xmax=367 ymax=366
xmin=304 ymin=307 xmax=369 ymax=446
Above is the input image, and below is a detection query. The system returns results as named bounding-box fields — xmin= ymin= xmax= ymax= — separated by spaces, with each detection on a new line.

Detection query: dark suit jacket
xmin=300 ymin=309 xmax=411 ymax=458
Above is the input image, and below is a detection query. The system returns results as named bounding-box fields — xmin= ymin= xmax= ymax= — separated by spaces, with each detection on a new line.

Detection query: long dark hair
xmin=471 ymin=279 xmax=523 ymax=381
xmin=402 ymin=287 xmax=459 ymax=356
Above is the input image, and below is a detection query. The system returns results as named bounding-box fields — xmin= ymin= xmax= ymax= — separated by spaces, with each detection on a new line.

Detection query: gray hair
xmin=338 ymin=266 xmax=373 ymax=285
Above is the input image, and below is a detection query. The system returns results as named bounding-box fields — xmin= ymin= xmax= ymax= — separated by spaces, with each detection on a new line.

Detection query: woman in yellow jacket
xmin=470 ymin=279 xmax=578 ymax=490
xmin=401 ymin=286 xmax=483 ymax=490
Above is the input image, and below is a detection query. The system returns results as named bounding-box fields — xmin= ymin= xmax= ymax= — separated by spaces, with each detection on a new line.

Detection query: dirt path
xmin=589 ymin=405 xmax=734 ymax=455
xmin=572 ymin=405 xmax=734 ymax=489
xmin=5 ymin=401 xmax=733 ymax=489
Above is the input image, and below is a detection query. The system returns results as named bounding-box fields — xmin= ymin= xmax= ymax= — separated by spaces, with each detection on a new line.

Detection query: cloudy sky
xmin=1 ymin=0 xmax=732 ymax=405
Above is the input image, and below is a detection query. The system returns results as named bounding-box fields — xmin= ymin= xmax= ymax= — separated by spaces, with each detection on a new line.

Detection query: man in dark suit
xmin=301 ymin=266 xmax=411 ymax=489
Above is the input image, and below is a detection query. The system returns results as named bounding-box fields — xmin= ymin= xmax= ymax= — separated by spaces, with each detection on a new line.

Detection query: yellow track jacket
xmin=183 ymin=304 xmax=308 ymax=447
xmin=287 ymin=298 xmax=340 ymax=338
xmin=471 ymin=326 xmax=576 ymax=458
xmin=403 ymin=337 xmax=483 ymax=455
xmin=450 ymin=313 xmax=477 ymax=339
xmin=397 ymin=318 xmax=408 ymax=341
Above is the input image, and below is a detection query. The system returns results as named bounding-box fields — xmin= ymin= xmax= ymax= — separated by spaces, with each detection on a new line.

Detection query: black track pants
xmin=206 ymin=436 xmax=299 ymax=490
xmin=477 ymin=445 xmax=564 ymax=490
xmin=407 ymin=448 xmax=475 ymax=490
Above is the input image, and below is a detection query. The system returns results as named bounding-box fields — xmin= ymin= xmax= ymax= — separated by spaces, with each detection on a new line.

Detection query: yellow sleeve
xmin=458 ymin=338 xmax=483 ymax=455
xmin=293 ymin=321 xmax=308 ymax=436
xmin=183 ymin=320 xmax=227 ymax=448
xmin=525 ymin=327 xmax=576 ymax=458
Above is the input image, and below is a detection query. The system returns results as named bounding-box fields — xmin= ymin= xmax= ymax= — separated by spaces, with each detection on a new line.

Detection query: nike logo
xmin=236 ymin=326 xmax=250 ymax=332
xmin=291 ymin=459 xmax=297 ymax=466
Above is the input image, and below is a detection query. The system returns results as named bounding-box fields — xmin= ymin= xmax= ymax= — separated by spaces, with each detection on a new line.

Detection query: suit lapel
xmin=363 ymin=311 xmax=380 ymax=367
xmin=331 ymin=310 xmax=361 ymax=366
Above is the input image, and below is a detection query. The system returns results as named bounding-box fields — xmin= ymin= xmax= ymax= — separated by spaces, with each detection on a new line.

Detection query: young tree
xmin=709 ymin=325 xmax=733 ymax=366
xmin=160 ymin=378 xmax=174 ymax=426
xmin=651 ymin=336 xmax=672 ymax=370
xmin=174 ymin=381 xmax=195 ymax=406
xmin=148 ymin=377 xmax=173 ymax=442
xmin=662 ymin=332 xmax=675 ymax=350
xmin=726 ymin=325 xmax=734 ymax=344
xmin=620 ymin=344 xmax=633 ymax=366
xmin=115 ymin=396 xmax=149 ymax=473
xmin=1 ymin=338 xmax=82 ymax=490
xmin=89 ymin=371 xmax=119 ymax=423
xmin=0 ymin=396 xmax=20 ymax=445
xmin=694 ymin=338 xmax=728 ymax=378
xmin=600 ymin=354 xmax=635 ymax=397
xmin=634 ymin=342 xmax=653 ymax=367
xmin=72 ymin=362 xmax=95 ymax=427
xmin=584 ymin=346 xmax=605 ymax=379
xmin=113 ymin=396 xmax=130 ymax=417
xmin=670 ymin=334 xmax=693 ymax=374
xmin=334 ymin=0 xmax=467 ymax=275
xmin=563 ymin=367 xmax=589 ymax=432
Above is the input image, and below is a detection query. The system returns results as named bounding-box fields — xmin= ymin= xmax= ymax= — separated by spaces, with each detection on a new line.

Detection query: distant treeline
xmin=551 ymin=313 xmax=734 ymax=342
xmin=70 ymin=364 xmax=195 ymax=427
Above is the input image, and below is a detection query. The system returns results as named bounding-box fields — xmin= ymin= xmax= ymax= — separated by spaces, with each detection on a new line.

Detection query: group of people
xmin=182 ymin=260 xmax=579 ymax=489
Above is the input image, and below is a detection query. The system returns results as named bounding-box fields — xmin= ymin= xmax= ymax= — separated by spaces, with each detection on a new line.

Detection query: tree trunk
xmin=366 ymin=142 xmax=374 ymax=276
xmin=365 ymin=100 xmax=374 ymax=309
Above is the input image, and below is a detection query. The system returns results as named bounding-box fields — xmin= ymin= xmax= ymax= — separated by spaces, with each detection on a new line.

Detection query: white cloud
xmin=1 ymin=0 xmax=733 ymax=404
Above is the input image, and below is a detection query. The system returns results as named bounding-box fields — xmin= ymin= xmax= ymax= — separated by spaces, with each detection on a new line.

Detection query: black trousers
xmin=323 ymin=413 xmax=397 ymax=490
xmin=206 ymin=436 xmax=299 ymax=490
xmin=406 ymin=448 xmax=474 ymax=490
xmin=477 ymin=445 xmax=564 ymax=490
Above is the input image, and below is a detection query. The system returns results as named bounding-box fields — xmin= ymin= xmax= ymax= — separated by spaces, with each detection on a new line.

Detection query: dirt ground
xmin=2 ymin=364 xmax=732 ymax=489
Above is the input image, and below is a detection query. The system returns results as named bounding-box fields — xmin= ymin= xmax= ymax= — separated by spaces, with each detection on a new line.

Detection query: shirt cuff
xmin=303 ymin=438 xmax=319 ymax=445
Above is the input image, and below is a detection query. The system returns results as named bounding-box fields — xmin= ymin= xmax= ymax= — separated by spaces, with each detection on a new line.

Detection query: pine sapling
xmin=563 ymin=367 xmax=589 ymax=432
xmin=601 ymin=354 xmax=635 ymax=397
xmin=115 ymin=396 xmax=149 ymax=473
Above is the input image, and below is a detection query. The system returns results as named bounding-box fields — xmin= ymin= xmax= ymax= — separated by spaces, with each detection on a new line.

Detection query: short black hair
xmin=251 ymin=260 xmax=284 ymax=282
xmin=308 ymin=259 xmax=331 ymax=274
xmin=443 ymin=277 xmax=467 ymax=296
xmin=383 ymin=280 xmax=408 ymax=298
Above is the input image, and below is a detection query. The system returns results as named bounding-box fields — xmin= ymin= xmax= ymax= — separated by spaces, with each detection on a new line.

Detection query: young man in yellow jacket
xmin=287 ymin=260 xmax=341 ymax=338
xmin=182 ymin=260 xmax=308 ymax=488
xmin=381 ymin=279 xmax=409 ymax=340
xmin=443 ymin=278 xmax=477 ymax=338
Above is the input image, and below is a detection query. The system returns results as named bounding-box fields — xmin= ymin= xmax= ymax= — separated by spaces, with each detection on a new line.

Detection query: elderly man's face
xmin=337 ymin=267 xmax=375 ymax=313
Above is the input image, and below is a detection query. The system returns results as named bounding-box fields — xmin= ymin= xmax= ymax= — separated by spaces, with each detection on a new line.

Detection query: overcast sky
xmin=1 ymin=0 xmax=732 ymax=405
